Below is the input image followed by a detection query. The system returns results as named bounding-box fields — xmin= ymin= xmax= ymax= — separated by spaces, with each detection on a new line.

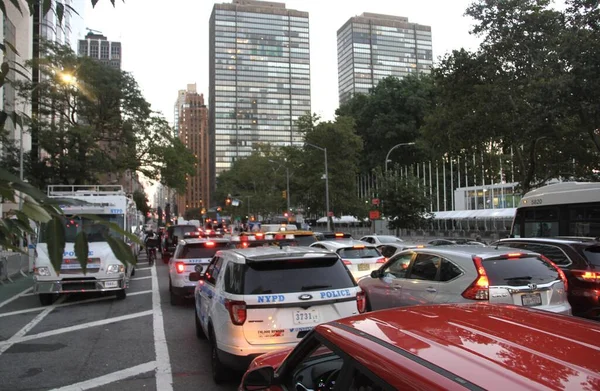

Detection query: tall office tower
xmin=337 ymin=13 xmax=432 ymax=104
xmin=173 ymin=88 xmax=189 ymax=138
xmin=209 ymin=0 xmax=311 ymax=193
xmin=78 ymin=31 xmax=122 ymax=69
xmin=176 ymin=85 xmax=211 ymax=214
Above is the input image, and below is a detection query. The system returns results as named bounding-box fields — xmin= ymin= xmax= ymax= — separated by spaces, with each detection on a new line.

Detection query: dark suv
xmin=162 ymin=225 xmax=198 ymax=262
xmin=492 ymin=237 xmax=600 ymax=319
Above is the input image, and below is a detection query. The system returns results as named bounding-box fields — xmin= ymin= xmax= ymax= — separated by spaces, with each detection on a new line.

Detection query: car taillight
xmin=376 ymin=257 xmax=386 ymax=264
xmin=176 ymin=262 xmax=185 ymax=273
xmin=539 ymin=255 xmax=569 ymax=291
xmin=462 ymin=256 xmax=489 ymax=300
xmin=356 ymin=291 xmax=366 ymax=313
xmin=571 ymin=270 xmax=600 ymax=284
xmin=342 ymin=259 xmax=352 ymax=265
xmin=225 ymin=299 xmax=247 ymax=325
xmin=205 ymin=241 xmax=215 ymax=247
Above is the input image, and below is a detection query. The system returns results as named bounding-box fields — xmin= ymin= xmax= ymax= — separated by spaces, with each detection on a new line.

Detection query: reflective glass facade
xmin=209 ymin=1 xmax=311 ymax=191
xmin=337 ymin=13 xmax=432 ymax=104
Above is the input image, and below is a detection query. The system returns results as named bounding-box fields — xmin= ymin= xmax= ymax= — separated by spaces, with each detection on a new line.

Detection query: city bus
xmin=511 ymin=182 xmax=600 ymax=238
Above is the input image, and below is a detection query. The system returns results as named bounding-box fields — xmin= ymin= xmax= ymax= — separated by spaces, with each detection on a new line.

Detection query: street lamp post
xmin=305 ymin=143 xmax=330 ymax=231
xmin=385 ymin=142 xmax=416 ymax=173
xmin=268 ymin=159 xmax=291 ymax=213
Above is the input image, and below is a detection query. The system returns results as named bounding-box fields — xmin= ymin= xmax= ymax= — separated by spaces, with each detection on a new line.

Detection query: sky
xmin=71 ymin=0 xmax=482 ymax=123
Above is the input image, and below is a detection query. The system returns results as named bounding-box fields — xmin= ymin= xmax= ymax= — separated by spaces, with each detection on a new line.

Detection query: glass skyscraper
xmin=337 ymin=13 xmax=432 ymax=104
xmin=209 ymin=0 xmax=311 ymax=191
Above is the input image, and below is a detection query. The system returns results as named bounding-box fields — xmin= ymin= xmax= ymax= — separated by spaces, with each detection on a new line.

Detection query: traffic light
xmin=282 ymin=190 xmax=287 ymax=199
xmin=226 ymin=197 xmax=231 ymax=206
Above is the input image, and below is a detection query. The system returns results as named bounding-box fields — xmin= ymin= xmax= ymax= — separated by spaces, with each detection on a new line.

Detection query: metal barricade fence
xmin=0 ymin=251 xmax=29 ymax=284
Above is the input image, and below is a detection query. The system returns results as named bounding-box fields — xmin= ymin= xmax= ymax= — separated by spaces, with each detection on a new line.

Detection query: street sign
xmin=369 ymin=210 xmax=380 ymax=220
xmin=372 ymin=198 xmax=380 ymax=205
xmin=327 ymin=211 xmax=334 ymax=217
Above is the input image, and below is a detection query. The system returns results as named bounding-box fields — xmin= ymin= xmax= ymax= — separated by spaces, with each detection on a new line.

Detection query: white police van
xmin=168 ymin=237 xmax=230 ymax=305
xmin=190 ymin=246 xmax=365 ymax=383
xmin=33 ymin=185 xmax=137 ymax=306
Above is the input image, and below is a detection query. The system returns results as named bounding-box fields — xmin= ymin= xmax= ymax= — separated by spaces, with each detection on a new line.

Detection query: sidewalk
xmin=0 ymin=273 xmax=33 ymax=304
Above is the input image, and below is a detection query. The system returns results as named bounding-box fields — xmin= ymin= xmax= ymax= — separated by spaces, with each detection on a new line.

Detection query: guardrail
xmin=0 ymin=251 xmax=30 ymax=284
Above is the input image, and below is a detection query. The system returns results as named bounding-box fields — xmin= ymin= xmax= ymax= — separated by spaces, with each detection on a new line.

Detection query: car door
xmin=198 ymin=256 xmax=223 ymax=332
xmin=397 ymin=253 xmax=442 ymax=306
xmin=365 ymin=252 xmax=414 ymax=310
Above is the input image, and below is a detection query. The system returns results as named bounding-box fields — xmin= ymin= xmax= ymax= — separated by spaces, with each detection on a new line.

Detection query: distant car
xmin=313 ymin=232 xmax=352 ymax=241
xmin=264 ymin=230 xmax=318 ymax=246
xmin=228 ymin=233 xmax=298 ymax=248
xmin=377 ymin=242 xmax=427 ymax=259
xmin=239 ymin=304 xmax=600 ymax=391
xmin=191 ymin=246 xmax=365 ymax=383
xmin=359 ymin=246 xmax=571 ymax=315
xmin=492 ymin=237 xmax=600 ymax=319
xmin=310 ymin=239 xmax=385 ymax=279
xmin=162 ymin=224 xmax=198 ymax=262
xmin=428 ymin=238 xmax=487 ymax=246
xmin=360 ymin=234 xmax=404 ymax=245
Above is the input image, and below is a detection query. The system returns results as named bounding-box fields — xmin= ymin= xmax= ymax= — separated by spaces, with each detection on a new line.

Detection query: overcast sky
xmin=71 ymin=0 xmax=481 ymax=124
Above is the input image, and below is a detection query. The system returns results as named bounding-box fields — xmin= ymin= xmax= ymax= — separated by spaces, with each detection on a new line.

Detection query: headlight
xmin=107 ymin=264 xmax=125 ymax=274
xmin=34 ymin=267 xmax=51 ymax=276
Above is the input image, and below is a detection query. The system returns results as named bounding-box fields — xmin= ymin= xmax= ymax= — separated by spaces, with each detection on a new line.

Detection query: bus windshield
xmin=39 ymin=215 xmax=125 ymax=243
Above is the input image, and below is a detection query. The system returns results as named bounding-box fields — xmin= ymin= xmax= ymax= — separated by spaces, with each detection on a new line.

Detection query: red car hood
xmin=248 ymin=347 xmax=294 ymax=370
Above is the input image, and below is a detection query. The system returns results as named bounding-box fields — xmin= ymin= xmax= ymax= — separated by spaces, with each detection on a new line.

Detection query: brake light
xmin=205 ymin=241 xmax=215 ymax=247
xmin=376 ymin=257 xmax=386 ymax=264
xmin=342 ymin=259 xmax=352 ymax=265
xmin=540 ymin=255 xmax=569 ymax=290
xmin=255 ymin=233 xmax=264 ymax=239
xmin=462 ymin=256 xmax=489 ymax=300
xmin=335 ymin=233 xmax=344 ymax=238
xmin=242 ymin=242 xmax=249 ymax=248
xmin=225 ymin=299 xmax=247 ymax=325
xmin=352 ymin=245 xmax=365 ymax=249
xmin=356 ymin=291 xmax=366 ymax=313
xmin=572 ymin=270 xmax=600 ymax=283
xmin=176 ymin=262 xmax=185 ymax=273
xmin=505 ymin=253 xmax=523 ymax=258
xmin=416 ymin=245 xmax=425 ymax=248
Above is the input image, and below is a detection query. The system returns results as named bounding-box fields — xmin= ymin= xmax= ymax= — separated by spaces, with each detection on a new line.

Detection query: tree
xmin=132 ymin=190 xmax=150 ymax=221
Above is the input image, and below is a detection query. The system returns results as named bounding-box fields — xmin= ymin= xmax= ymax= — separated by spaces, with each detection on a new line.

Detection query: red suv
xmin=239 ymin=304 xmax=600 ymax=391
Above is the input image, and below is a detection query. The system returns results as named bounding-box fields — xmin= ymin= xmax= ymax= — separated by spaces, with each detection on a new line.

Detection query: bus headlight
xmin=107 ymin=264 xmax=125 ymax=274
xmin=34 ymin=267 xmax=51 ymax=276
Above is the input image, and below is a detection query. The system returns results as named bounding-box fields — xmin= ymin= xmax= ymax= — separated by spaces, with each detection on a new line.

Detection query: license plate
xmin=104 ymin=281 xmax=119 ymax=288
xmin=521 ymin=293 xmax=542 ymax=306
xmin=293 ymin=310 xmax=319 ymax=325
xmin=358 ymin=264 xmax=370 ymax=271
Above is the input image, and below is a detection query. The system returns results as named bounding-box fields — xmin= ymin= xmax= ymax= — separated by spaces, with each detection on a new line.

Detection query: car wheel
xmin=210 ymin=328 xmax=227 ymax=384
xmin=169 ymin=282 xmax=180 ymax=306
xmin=39 ymin=294 xmax=54 ymax=306
xmin=195 ymin=303 xmax=206 ymax=339
xmin=115 ymin=289 xmax=126 ymax=300
xmin=131 ymin=267 xmax=136 ymax=277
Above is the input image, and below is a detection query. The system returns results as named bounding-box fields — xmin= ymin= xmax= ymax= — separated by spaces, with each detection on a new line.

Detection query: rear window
xmin=295 ymin=235 xmax=317 ymax=246
xmin=582 ymin=246 xmax=600 ymax=266
xmin=378 ymin=236 xmax=403 ymax=244
xmin=178 ymin=242 xmax=228 ymax=259
xmin=337 ymin=247 xmax=380 ymax=259
xmin=171 ymin=226 xmax=197 ymax=238
xmin=483 ymin=257 xmax=559 ymax=286
xmin=243 ymin=257 xmax=355 ymax=295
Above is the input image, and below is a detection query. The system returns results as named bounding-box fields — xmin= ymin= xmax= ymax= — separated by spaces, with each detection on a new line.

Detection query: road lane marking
xmin=0 ymin=290 xmax=152 ymax=319
xmin=0 ymin=310 xmax=153 ymax=347
xmin=0 ymin=295 xmax=66 ymax=355
xmin=0 ymin=286 xmax=33 ymax=309
xmin=152 ymin=259 xmax=173 ymax=390
xmin=135 ymin=267 xmax=152 ymax=271
xmin=49 ymin=361 xmax=157 ymax=391
xmin=130 ymin=276 xmax=152 ymax=281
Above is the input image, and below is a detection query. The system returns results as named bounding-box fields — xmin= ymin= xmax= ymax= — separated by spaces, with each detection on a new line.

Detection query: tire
xmin=39 ymin=294 xmax=54 ymax=306
xmin=195 ymin=303 xmax=206 ymax=339
xmin=131 ymin=267 xmax=136 ymax=277
xmin=366 ymin=296 xmax=373 ymax=312
xmin=169 ymin=281 xmax=180 ymax=306
xmin=115 ymin=289 xmax=126 ymax=300
xmin=210 ymin=328 xmax=227 ymax=384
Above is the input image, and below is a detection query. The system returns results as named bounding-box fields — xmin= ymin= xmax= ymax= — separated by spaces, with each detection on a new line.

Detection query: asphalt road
xmin=0 ymin=254 xmax=240 ymax=391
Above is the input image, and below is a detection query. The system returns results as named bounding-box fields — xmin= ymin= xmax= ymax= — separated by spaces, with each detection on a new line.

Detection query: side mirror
xmin=242 ymin=366 xmax=275 ymax=390
xmin=189 ymin=272 xmax=206 ymax=282
xmin=370 ymin=270 xmax=382 ymax=279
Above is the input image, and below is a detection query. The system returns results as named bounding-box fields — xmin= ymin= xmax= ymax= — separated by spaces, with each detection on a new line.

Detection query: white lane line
xmin=0 ymin=295 xmax=67 ymax=356
xmin=0 ymin=310 xmax=153 ymax=347
xmin=135 ymin=267 xmax=152 ymax=271
xmin=0 ymin=290 xmax=152 ymax=319
xmin=49 ymin=361 xmax=157 ymax=391
xmin=136 ymin=262 xmax=149 ymax=266
xmin=130 ymin=276 xmax=152 ymax=281
xmin=152 ymin=259 xmax=173 ymax=390
xmin=0 ymin=286 xmax=33 ymax=309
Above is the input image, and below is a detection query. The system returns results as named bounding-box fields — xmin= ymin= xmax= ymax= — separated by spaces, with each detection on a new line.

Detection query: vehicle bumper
xmin=33 ymin=275 xmax=127 ymax=294
xmin=540 ymin=303 xmax=572 ymax=316
xmin=171 ymin=285 xmax=195 ymax=298
xmin=218 ymin=340 xmax=297 ymax=371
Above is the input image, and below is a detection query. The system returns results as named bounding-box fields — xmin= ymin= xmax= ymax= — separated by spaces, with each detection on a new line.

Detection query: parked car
xmin=492 ymin=237 xmax=600 ymax=319
xmin=190 ymin=246 xmax=365 ymax=383
xmin=360 ymin=234 xmax=404 ymax=245
xmin=239 ymin=303 xmax=600 ymax=391
xmin=310 ymin=239 xmax=386 ymax=279
xmin=359 ymin=246 xmax=571 ymax=315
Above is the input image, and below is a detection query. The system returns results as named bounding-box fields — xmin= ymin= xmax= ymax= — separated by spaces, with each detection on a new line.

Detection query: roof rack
xmin=47 ymin=185 xmax=126 ymax=197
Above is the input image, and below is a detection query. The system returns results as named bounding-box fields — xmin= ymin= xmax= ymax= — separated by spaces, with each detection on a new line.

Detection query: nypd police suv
xmin=189 ymin=246 xmax=365 ymax=383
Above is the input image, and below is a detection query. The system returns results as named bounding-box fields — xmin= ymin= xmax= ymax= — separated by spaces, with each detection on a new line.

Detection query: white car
xmin=191 ymin=246 xmax=365 ymax=383
xmin=168 ymin=238 xmax=230 ymax=305
xmin=359 ymin=234 xmax=404 ymax=246
xmin=310 ymin=239 xmax=386 ymax=279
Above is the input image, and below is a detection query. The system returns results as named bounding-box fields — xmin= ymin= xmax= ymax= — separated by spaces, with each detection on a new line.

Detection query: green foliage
xmin=132 ymin=190 xmax=150 ymax=218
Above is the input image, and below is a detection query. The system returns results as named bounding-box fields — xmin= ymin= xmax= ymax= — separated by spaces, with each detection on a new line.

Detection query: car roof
xmin=405 ymin=245 xmax=533 ymax=259
xmin=318 ymin=304 xmax=600 ymax=390
xmin=225 ymin=246 xmax=336 ymax=263
xmin=314 ymin=239 xmax=374 ymax=249
xmin=265 ymin=230 xmax=314 ymax=236
xmin=496 ymin=237 xmax=600 ymax=245
xmin=180 ymin=238 xmax=230 ymax=245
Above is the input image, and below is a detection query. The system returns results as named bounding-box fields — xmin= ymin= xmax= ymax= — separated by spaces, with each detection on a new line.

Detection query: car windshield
xmin=243 ymin=257 xmax=355 ymax=295
xmin=482 ymin=257 xmax=560 ymax=286
xmin=379 ymin=236 xmax=403 ymax=243
xmin=38 ymin=215 xmax=124 ymax=243
xmin=337 ymin=247 xmax=380 ymax=259
xmin=178 ymin=243 xmax=228 ymax=259
xmin=582 ymin=246 xmax=600 ymax=266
